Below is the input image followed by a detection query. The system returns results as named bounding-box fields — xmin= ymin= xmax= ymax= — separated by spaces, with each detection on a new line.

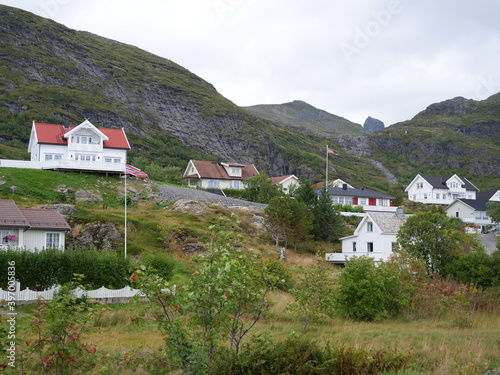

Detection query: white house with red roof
xmin=270 ymin=175 xmax=300 ymax=193
xmin=183 ymin=160 xmax=259 ymax=190
xmin=18 ymin=119 xmax=131 ymax=174
xmin=0 ymin=199 xmax=71 ymax=251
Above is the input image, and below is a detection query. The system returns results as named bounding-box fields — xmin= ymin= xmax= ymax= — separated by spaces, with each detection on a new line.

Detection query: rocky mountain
xmin=244 ymin=100 xmax=364 ymax=136
xmin=363 ymin=116 xmax=384 ymax=133
xmin=0 ymin=5 xmax=499 ymax=191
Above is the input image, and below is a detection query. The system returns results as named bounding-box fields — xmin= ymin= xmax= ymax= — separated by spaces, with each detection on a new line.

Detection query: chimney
xmin=63 ymin=120 xmax=70 ymax=129
xmin=396 ymin=207 xmax=405 ymax=219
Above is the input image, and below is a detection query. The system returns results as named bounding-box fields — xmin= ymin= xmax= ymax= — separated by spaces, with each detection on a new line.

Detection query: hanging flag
xmin=327 ymin=148 xmax=338 ymax=155
xmin=125 ymin=164 xmax=148 ymax=178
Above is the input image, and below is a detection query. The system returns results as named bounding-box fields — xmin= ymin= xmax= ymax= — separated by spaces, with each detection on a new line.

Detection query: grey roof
xmin=476 ymin=191 xmax=499 ymax=201
xmin=368 ymin=212 xmax=407 ymax=233
xmin=319 ymin=186 xmax=395 ymax=199
xmin=453 ymin=199 xmax=489 ymax=212
xmin=420 ymin=175 xmax=479 ymax=191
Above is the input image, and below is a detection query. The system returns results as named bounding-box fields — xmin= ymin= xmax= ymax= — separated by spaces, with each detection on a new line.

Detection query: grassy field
xmin=12 ymin=292 xmax=500 ymax=375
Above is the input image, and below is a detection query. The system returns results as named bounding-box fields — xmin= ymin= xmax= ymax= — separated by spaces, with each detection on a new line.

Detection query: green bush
xmin=211 ymin=336 xmax=411 ymax=375
xmin=335 ymin=256 xmax=404 ymax=321
xmin=140 ymin=252 xmax=179 ymax=281
xmin=0 ymin=248 xmax=130 ymax=290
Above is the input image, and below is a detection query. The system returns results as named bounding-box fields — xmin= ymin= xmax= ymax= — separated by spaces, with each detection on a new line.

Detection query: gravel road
xmin=153 ymin=183 xmax=267 ymax=209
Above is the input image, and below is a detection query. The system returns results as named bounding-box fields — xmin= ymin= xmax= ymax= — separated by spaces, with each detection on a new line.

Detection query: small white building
xmin=25 ymin=120 xmax=131 ymax=174
xmin=405 ymin=174 xmax=479 ymax=205
xmin=326 ymin=210 xmax=408 ymax=265
xmin=0 ymin=200 xmax=71 ymax=251
xmin=183 ymin=160 xmax=259 ymax=190
xmin=270 ymin=175 xmax=300 ymax=193
xmin=445 ymin=199 xmax=493 ymax=230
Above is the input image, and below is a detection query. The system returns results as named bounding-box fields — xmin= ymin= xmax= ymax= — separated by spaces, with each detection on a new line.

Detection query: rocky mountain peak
xmin=416 ymin=97 xmax=478 ymax=117
xmin=363 ymin=116 xmax=384 ymax=133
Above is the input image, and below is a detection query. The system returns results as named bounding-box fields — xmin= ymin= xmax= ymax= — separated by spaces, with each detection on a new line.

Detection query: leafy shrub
xmin=0 ymin=248 xmax=130 ymax=290
xmin=335 ymin=256 xmax=405 ymax=321
xmin=140 ymin=252 xmax=179 ymax=281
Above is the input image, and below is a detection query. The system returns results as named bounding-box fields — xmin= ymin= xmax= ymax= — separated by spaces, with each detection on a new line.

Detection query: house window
xmin=207 ymin=180 xmax=220 ymax=188
xmin=45 ymin=154 xmax=62 ymax=161
xmin=436 ymin=193 xmax=440 ymax=199
xmin=378 ymin=199 xmax=388 ymax=206
xmin=231 ymin=180 xmax=241 ymax=189
xmin=352 ymin=242 xmax=357 ymax=252
xmin=423 ymin=194 xmax=428 ymax=199
xmin=358 ymin=198 xmax=367 ymax=205
xmin=367 ymin=222 xmax=373 ymax=232
xmin=0 ymin=231 xmax=10 ymax=246
xmin=76 ymin=136 xmax=92 ymax=144
xmin=230 ymin=168 xmax=242 ymax=177
xmin=46 ymin=232 xmax=60 ymax=248
xmin=416 ymin=182 xmax=423 ymax=189
xmin=367 ymin=242 xmax=374 ymax=252
xmin=76 ymin=154 xmax=96 ymax=162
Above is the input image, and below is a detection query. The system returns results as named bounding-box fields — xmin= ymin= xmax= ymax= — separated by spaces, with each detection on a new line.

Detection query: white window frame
xmin=46 ymin=232 xmax=60 ymax=248
xmin=367 ymin=222 xmax=373 ymax=232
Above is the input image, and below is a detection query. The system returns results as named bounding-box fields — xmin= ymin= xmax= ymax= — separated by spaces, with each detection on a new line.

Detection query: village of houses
xmin=0 ymin=119 xmax=499 ymax=275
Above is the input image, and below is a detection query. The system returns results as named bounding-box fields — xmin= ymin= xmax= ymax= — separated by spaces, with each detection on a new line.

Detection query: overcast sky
xmin=2 ymin=0 xmax=500 ymax=125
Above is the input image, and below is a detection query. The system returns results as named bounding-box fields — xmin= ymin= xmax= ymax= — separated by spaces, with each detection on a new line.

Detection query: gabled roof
xmin=184 ymin=160 xmax=258 ymax=180
xmin=270 ymin=175 xmax=298 ymax=185
xmin=417 ymin=174 xmax=479 ymax=191
xmin=0 ymin=200 xmax=30 ymax=228
xmin=477 ymin=191 xmax=500 ymax=201
xmin=19 ymin=208 xmax=71 ymax=231
xmin=319 ymin=186 xmax=395 ymax=199
xmin=447 ymin=199 xmax=490 ymax=212
xmin=32 ymin=122 xmax=130 ymax=149
xmin=314 ymin=179 xmax=353 ymax=189
xmin=0 ymin=200 xmax=70 ymax=231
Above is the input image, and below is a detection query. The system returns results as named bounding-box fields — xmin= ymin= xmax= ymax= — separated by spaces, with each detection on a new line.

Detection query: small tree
xmin=265 ymin=197 xmax=313 ymax=251
xmin=486 ymin=201 xmax=500 ymax=224
xmin=397 ymin=206 xmax=482 ymax=274
xmin=312 ymin=187 xmax=345 ymax=242
xmin=243 ymin=172 xmax=281 ymax=204
xmin=286 ymin=260 xmax=336 ymax=329
xmin=294 ymin=179 xmax=317 ymax=208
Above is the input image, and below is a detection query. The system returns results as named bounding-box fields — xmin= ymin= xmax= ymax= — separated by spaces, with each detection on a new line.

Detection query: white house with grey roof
xmin=326 ymin=210 xmax=408 ymax=265
xmin=317 ymin=185 xmax=397 ymax=212
xmin=405 ymin=174 xmax=479 ymax=205
xmin=445 ymin=198 xmax=496 ymax=230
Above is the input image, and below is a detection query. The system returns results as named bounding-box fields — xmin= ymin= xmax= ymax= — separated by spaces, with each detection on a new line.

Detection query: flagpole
xmin=325 ymin=145 xmax=329 ymax=187
xmin=124 ymin=164 xmax=127 ymax=259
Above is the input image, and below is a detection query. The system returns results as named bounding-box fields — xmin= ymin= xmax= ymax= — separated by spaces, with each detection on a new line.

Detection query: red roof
xmin=187 ymin=160 xmax=258 ymax=180
xmin=34 ymin=123 xmax=130 ymax=149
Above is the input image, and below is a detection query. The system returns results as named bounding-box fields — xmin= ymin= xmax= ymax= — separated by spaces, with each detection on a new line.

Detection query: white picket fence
xmin=0 ymin=282 xmax=144 ymax=303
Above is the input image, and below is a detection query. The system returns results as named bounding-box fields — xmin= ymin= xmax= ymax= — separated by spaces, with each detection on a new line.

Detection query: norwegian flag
xmin=125 ymin=164 xmax=148 ymax=178
xmin=327 ymin=148 xmax=338 ymax=155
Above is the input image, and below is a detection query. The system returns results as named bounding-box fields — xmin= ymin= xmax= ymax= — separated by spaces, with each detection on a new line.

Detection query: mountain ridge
xmin=0 ymin=5 xmax=499 ymax=191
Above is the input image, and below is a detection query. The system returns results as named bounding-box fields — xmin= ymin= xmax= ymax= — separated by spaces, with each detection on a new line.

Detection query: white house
xmin=445 ymin=199 xmax=493 ymax=230
xmin=183 ymin=160 xmax=259 ymax=190
xmin=0 ymin=200 xmax=71 ymax=251
xmin=318 ymin=185 xmax=397 ymax=212
xmin=314 ymin=178 xmax=354 ymax=189
xmin=326 ymin=210 xmax=408 ymax=265
xmin=405 ymin=174 xmax=479 ymax=205
xmin=25 ymin=120 xmax=131 ymax=174
xmin=270 ymin=175 xmax=300 ymax=193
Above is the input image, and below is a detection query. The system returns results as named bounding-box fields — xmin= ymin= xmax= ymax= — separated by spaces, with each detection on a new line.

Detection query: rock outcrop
xmin=363 ymin=116 xmax=384 ymax=133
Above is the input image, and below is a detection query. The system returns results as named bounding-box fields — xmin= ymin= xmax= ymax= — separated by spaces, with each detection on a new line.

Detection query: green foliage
xmin=139 ymin=252 xmax=180 ymax=281
xmin=486 ymin=201 xmax=500 ymax=224
xmin=265 ymin=197 xmax=313 ymax=250
xmin=130 ymin=227 xmax=283 ymax=373
xmin=287 ymin=261 xmax=336 ymax=329
xmin=243 ymin=172 xmax=282 ymax=204
xmin=294 ymin=179 xmax=318 ymax=208
xmin=312 ymin=187 xmax=345 ymax=242
xmin=211 ymin=335 xmax=411 ymax=375
xmin=335 ymin=256 xmax=406 ymax=321
xmin=0 ymin=249 xmax=130 ymax=290
xmin=397 ymin=206 xmax=482 ymax=274
xmin=23 ymin=276 xmax=107 ymax=374
xmin=444 ymin=249 xmax=500 ymax=288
